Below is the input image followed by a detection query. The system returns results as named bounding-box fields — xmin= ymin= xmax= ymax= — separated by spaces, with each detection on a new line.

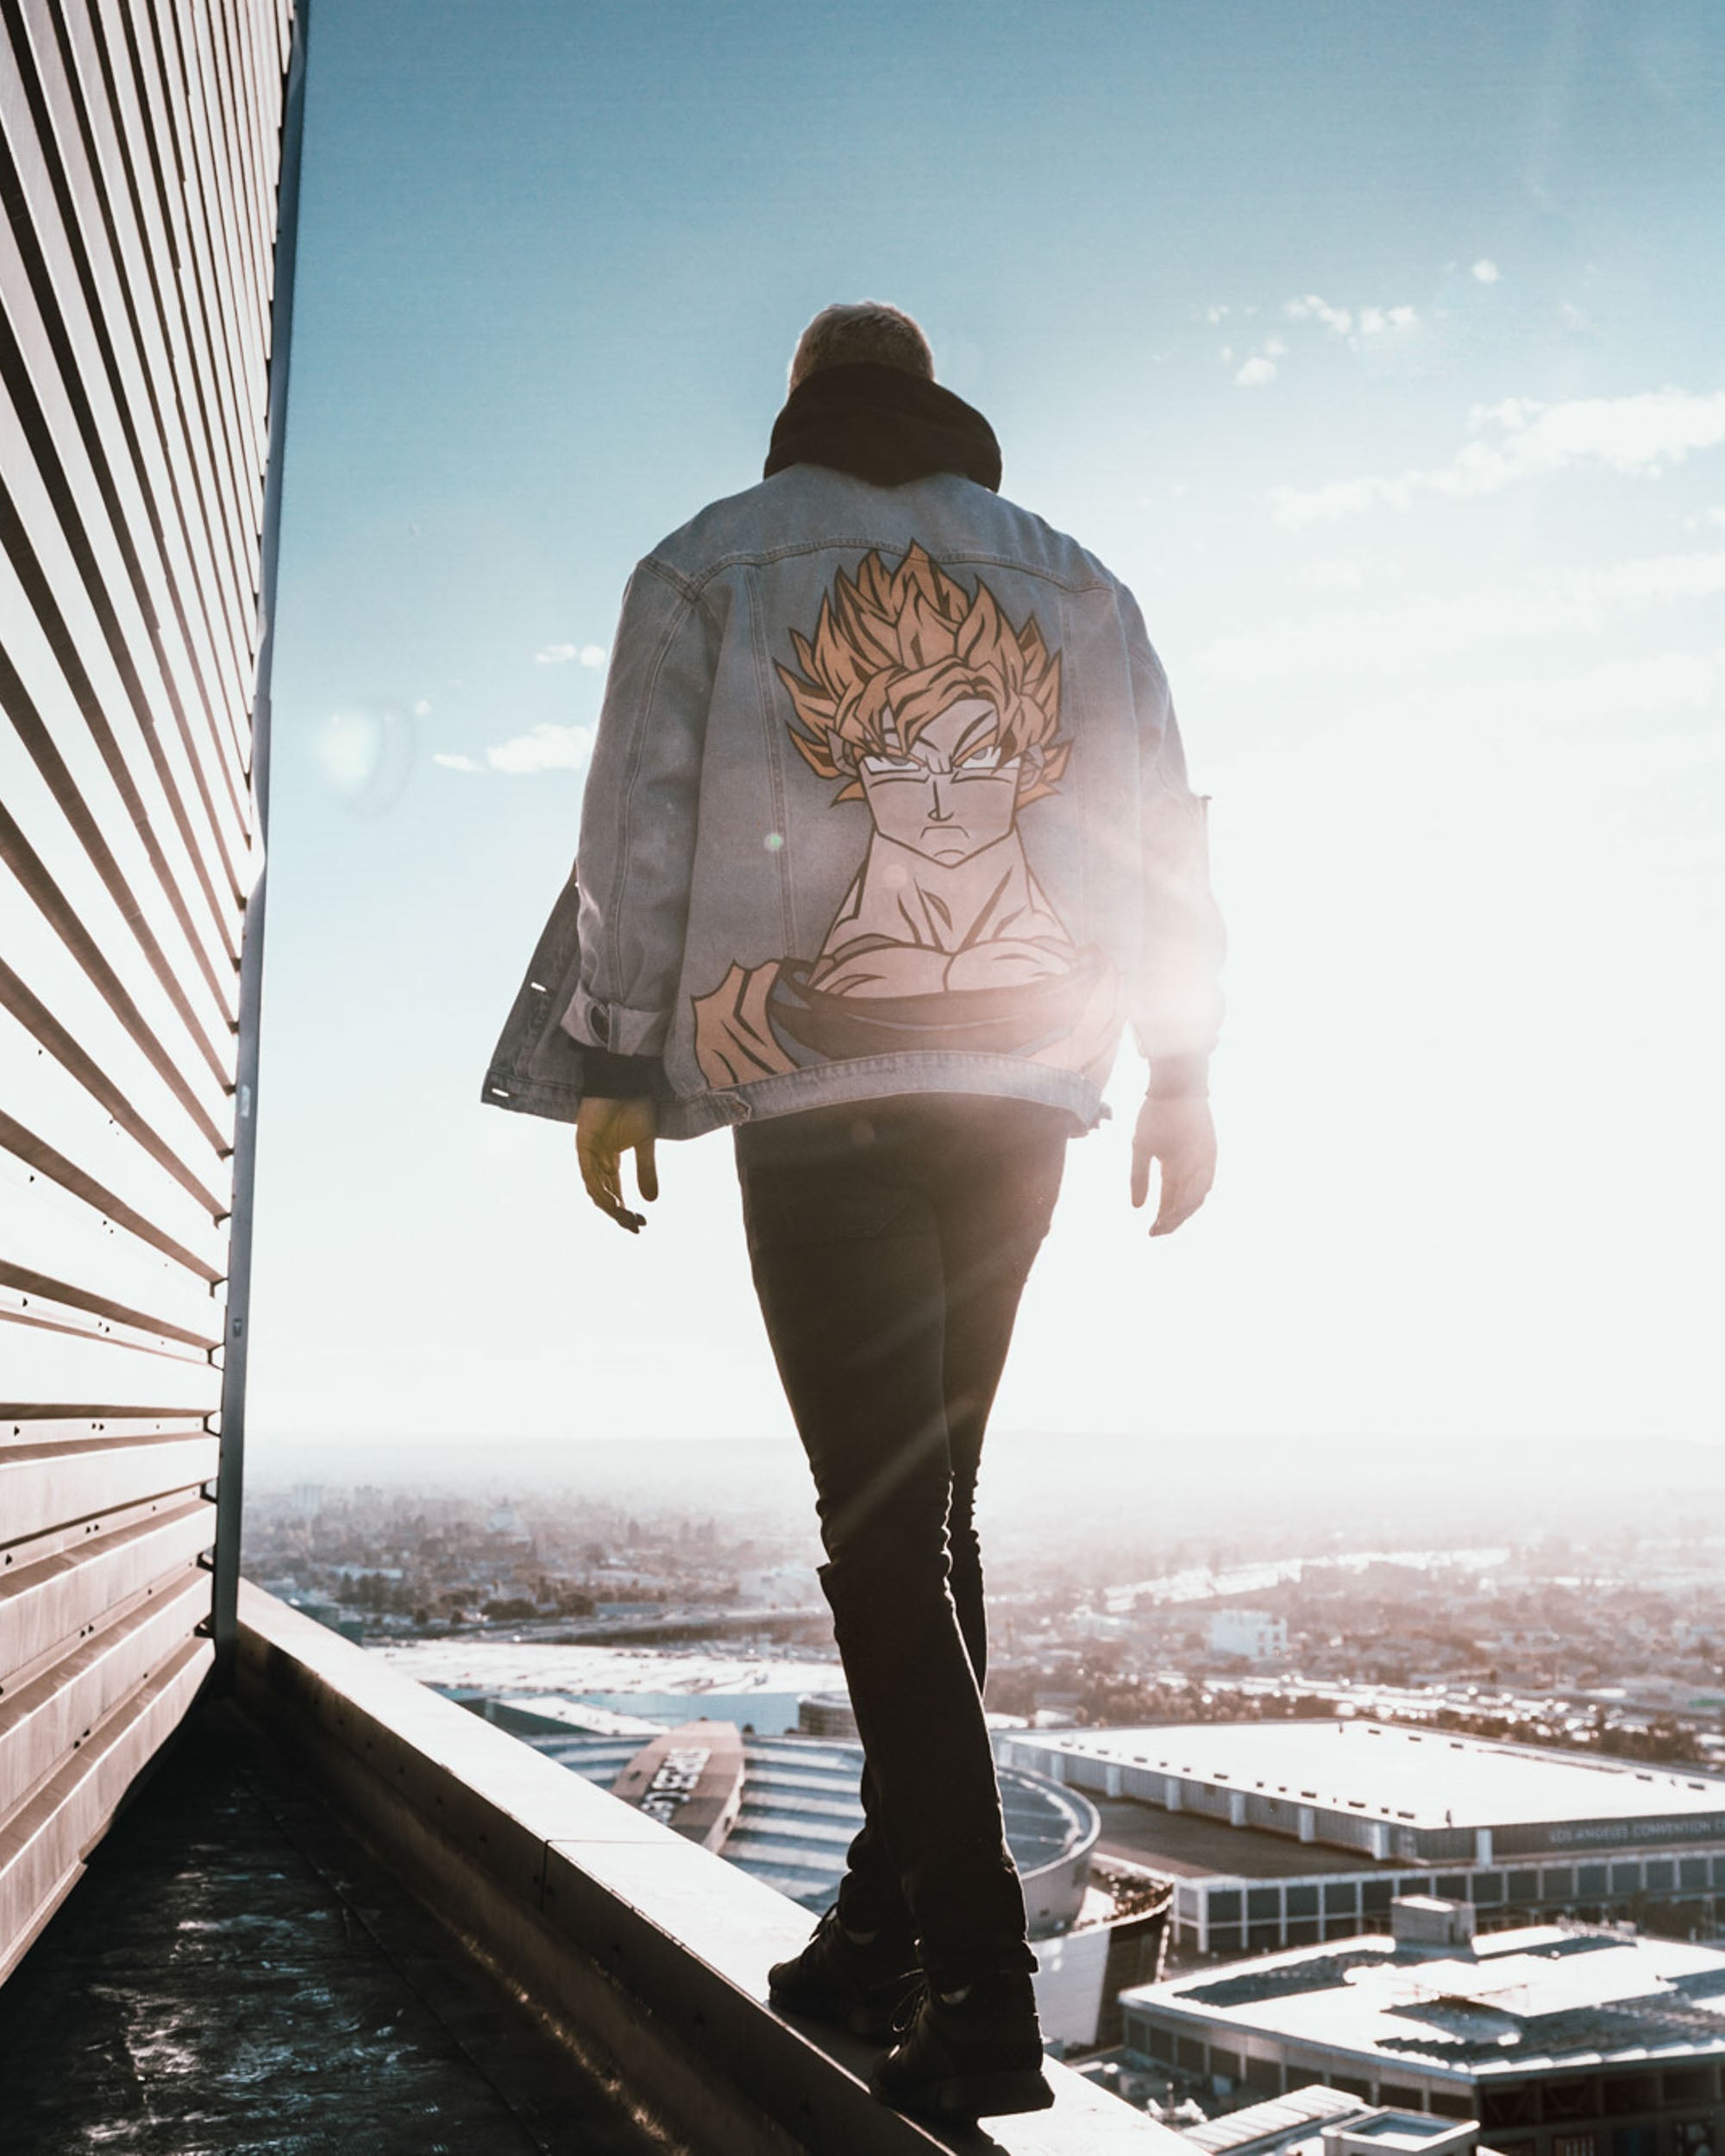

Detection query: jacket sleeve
xmin=1124 ymin=604 xmax=1226 ymax=1078
xmin=559 ymin=561 xmax=718 ymax=1059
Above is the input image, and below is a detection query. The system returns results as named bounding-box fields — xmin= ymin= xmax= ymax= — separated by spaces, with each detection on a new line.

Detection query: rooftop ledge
xmin=236 ymin=1583 xmax=1182 ymax=2155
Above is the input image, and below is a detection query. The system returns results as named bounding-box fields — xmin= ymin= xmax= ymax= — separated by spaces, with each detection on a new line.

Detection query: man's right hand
xmin=575 ymin=1096 xmax=660 ymax=1233
xmin=1131 ymin=1093 xmax=1216 ymax=1237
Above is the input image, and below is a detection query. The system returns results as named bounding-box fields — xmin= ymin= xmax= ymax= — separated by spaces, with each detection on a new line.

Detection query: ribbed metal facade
xmin=1 ymin=0 xmax=300 ymax=1984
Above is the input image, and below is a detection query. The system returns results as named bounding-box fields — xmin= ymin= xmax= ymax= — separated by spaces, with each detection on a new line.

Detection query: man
xmin=483 ymin=301 xmax=1224 ymax=2121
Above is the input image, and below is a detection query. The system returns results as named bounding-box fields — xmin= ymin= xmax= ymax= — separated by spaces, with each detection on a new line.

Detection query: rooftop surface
xmin=1338 ymin=2121 xmax=1471 ymax=2152
xmin=1126 ymin=1928 xmax=1725 ymax=2079
xmin=1184 ymin=2084 xmax=1367 ymax=2154
xmin=1019 ymin=1723 xmax=1725 ymax=1832
xmin=0 ymin=1703 xmax=664 ymax=2155
xmin=1093 ymin=1797 xmax=1380 ymax=1881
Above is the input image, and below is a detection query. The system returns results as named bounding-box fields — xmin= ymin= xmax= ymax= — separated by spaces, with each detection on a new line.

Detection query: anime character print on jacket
xmin=693 ymin=544 xmax=1123 ymax=1087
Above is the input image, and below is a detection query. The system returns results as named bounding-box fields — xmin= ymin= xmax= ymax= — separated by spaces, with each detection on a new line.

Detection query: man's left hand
xmin=575 ymin=1096 xmax=660 ymax=1233
xmin=1131 ymin=1094 xmax=1216 ymax=1237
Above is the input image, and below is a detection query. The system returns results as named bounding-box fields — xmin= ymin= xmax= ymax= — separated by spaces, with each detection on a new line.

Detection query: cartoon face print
xmin=856 ymin=697 xmax=1033 ymax=864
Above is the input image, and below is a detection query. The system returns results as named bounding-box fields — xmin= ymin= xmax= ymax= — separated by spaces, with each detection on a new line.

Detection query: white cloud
xmin=483 ymin=723 xmax=596 ymax=775
xmin=1235 ymin=355 xmax=1278 ymax=388
xmin=1472 ymin=259 xmax=1502 ymax=284
xmin=1283 ymin=292 xmax=1418 ymax=349
xmin=413 ymin=698 xmax=432 ymax=718
xmin=1286 ymin=292 xmax=1353 ymax=336
xmin=1684 ymin=505 xmax=1725 ymax=530
xmin=1204 ymin=304 xmax=1229 ymax=324
xmin=535 ymin=640 xmax=608 ymax=669
xmin=432 ymin=722 xmax=599 ymax=774
xmin=1272 ymin=387 xmax=1725 ymax=526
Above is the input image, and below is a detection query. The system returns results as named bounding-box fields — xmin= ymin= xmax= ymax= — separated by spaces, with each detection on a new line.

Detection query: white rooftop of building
xmin=1126 ymin=1927 xmax=1725 ymax=2077
xmin=1336 ymin=2120 xmax=1471 ymax=2153
xmin=1019 ymin=1721 xmax=1725 ymax=1831
xmin=1184 ymin=2084 xmax=1370 ymax=2154
xmin=1185 ymin=2089 xmax=1487 ymax=2156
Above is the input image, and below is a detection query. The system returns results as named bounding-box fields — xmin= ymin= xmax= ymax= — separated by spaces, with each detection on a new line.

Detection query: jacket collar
xmin=762 ymin=363 xmax=1001 ymax=492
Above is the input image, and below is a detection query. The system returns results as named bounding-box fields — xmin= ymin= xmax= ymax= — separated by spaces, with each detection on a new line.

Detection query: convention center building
xmin=993 ymin=1722 xmax=1725 ymax=1958
xmin=1121 ymin=1897 xmax=1725 ymax=2156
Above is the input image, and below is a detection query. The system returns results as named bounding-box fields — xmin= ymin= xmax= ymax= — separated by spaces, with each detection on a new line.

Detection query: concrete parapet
xmin=236 ymin=1583 xmax=1184 ymax=2154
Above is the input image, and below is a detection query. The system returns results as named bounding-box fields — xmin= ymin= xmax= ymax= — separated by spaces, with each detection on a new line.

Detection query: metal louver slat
xmin=0 ymin=1105 xmax=224 ymax=1293
xmin=0 ymin=4 xmax=254 ymax=894
xmin=0 ymin=444 xmax=243 ymax=1021
xmin=0 ymin=1493 xmax=214 ymax=1682
xmin=81 ymin=0 xmax=255 ymax=719
xmin=0 ymin=993 xmax=225 ymax=1242
xmin=0 ymin=1435 xmax=223 ymax=1544
xmin=0 ymin=843 xmax=233 ymax=1157
xmin=31 ymin=0 xmax=256 ymax=824
xmin=0 ymin=1635 xmax=212 ymax=1984
xmin=0 ymin=1570 xmax=211 ymax=1817
xmin=0 ymin=0 xmax=299 ymax=1990
xmin=132 ymin=0 xmax=263 ymax=595
xmin=83 ymin=0 xmax=260 ymax=755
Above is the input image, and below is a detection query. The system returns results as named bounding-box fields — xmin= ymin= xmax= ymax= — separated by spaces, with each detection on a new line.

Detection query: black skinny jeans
xmin=734 ymin=1094 xmax=1069 ymax=1985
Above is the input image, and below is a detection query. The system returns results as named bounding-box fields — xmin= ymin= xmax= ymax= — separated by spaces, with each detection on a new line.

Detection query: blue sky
xmin=250 ymin=0 xmax=1725 ymax=1470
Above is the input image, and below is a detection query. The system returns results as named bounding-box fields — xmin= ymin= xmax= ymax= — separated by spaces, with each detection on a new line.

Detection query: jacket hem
xmin=657 ymin=1055 xmax=1107 ymax=1142
xmin=480 ymin=1053 xmax=1107 ymax=1140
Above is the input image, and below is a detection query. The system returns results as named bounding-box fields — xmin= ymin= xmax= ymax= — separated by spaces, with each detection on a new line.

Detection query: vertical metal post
xmin=213 ymin=0 xmax=313 ymax=1680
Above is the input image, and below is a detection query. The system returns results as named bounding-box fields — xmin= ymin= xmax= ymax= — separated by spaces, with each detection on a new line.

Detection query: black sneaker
xmin=869 ymin=1971 xmax=1054 ymax=2120
xmin=768 ymin=1905 xmax=920 ymax=2041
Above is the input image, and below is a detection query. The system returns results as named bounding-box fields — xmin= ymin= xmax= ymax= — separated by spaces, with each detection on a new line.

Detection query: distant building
xmin=738 ymin=1564 xmax=825 ymax=1611
xmin=1182 ymin=2084 xmax=1399 ymax=2156
xmin=797 ymin=1691 xmax=859 ymax=1739
xmin=1034 ymin=1897 xmax=1171 ymax=2054
xmin=1189 ymin=2091 xmax=1487 ymax=2156
xmin=611 ymin=1720 xmax=744 ymax=1851
xmin=1210 ymin=1612 xmax=1290 ymax=1663
xmin=286 ymin=1598 xmax=363 ymax=1644
xmin=1123 ymin=1902 xmax=1725 ymax=2156
xmin=477 ymin=1710 xmax=1097 ymax=1930
xmin=995 ymin=1722 xmax=1725 ymax=1955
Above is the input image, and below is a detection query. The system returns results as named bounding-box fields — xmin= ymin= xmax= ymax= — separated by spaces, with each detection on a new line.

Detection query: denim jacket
xmin=482 ymin=461 xmax=1224 ymax=1141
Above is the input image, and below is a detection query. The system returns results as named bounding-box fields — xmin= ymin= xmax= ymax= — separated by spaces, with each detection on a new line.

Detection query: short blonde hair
xmin=788 ymin=302 xmax=935 ymax=391
xmin=776 ymin=544 xmax=1068 ymax=805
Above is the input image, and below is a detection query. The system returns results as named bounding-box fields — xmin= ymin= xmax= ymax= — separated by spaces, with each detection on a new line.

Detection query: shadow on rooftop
xmin=0 ymin=1702 xmax=663 ymax=2156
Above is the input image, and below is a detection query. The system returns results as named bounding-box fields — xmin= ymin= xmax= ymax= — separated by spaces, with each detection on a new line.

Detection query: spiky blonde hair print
xmin=775 ymin=544 xmax=1068 ymax=805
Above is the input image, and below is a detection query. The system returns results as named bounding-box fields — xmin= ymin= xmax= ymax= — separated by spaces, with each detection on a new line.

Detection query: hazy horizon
xmin=245 ymin=1427 xmax=1725 ymax=1557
